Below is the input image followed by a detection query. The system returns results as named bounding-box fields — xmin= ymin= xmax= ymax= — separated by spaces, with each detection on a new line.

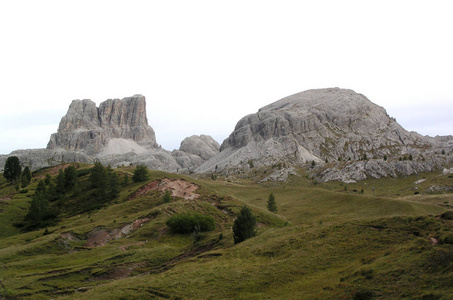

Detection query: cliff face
xmin=198 ymin=88 xmax=453 ymax=181
xmin=220 ymin=88 xmax=428 ymax=159
xmin=47 ymin=95 xmax=157 ymax=154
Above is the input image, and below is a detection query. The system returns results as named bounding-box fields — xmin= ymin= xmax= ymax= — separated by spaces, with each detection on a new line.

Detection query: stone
xmin=47 ymin=95 xmax=157 ymax=155
xmin=198 ymin=88 xmax=453 ymax=181
xmin=4 ymin=95 xmax=218 ymax=172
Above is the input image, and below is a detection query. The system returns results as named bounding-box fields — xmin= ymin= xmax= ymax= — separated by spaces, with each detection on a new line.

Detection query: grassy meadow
xmin=1 ymin=164 xmax=453 ymax=299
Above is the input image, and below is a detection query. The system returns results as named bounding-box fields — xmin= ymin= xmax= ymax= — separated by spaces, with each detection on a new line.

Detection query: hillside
xmin=1 ymin=163 xmax=453 ymax=299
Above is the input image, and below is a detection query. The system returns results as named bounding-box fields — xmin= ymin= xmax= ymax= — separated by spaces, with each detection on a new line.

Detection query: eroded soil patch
xmin=84 ymin=218 xmax=150 ymax=248
xmin=128 ymin=178 xmax=199 ymax=201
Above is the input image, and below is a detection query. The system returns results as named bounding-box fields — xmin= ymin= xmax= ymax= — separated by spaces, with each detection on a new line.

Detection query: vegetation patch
xmin=166 ymin=212 xmax=215 ymax=234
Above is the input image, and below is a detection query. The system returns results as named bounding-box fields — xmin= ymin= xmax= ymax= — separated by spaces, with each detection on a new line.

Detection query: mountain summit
xmin=198 ymin=88 xmax=452 ymax=181
xmin=47 ymin=95 xmax=158 ymax=155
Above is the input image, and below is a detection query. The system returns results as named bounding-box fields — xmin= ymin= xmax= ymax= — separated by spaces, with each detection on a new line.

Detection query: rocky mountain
xmin=47 ymin=95 xmax=158 ymax=155
xmin=1 ymin=89 xmax=451 ymax=182
xmin=197 ymin=88 xmax=453 ymax=181
xmin=1 ymin=95 xmax=219 ymax=173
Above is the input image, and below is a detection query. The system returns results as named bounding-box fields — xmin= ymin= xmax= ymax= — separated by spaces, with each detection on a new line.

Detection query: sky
xmin=1 ymin=1 xmax=452 ymax=155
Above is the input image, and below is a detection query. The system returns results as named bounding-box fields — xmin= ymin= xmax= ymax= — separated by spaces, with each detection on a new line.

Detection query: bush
xmin=441 ymin=234 xmax=453 ymax=245
xmin=166 ymin=213 xmax=215 ymax=234
xmin=354 ymin=290 xmax=374 ymax=300
xmin=424 ymin=247 xmax=453 ymax=271
xmin=440 ymin=211 xmax=453 ymax=220
xmin=163 ymin=190 xmax=172 ymax=203
xmin=76 ymin=168 xmax=91 ymax=177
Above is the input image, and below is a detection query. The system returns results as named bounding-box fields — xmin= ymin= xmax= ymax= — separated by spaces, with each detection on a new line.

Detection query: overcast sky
xmin=1 ymin=1 xmax=452 ymax=155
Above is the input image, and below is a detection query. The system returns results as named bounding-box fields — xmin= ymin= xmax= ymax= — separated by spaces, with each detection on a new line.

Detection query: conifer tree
xmin=25 ymin=180 xmax=50 ymax=225
xmin=55 ymin=170 xmax=66 ymax=200
xmin=90 ymin=162 xmax=108 ymax=204
xmin=3 ymin=156 xmax=22 ymax=183
xmin=20 ymin=166 xmax=32 ymax=188
xmin=107 ymin=167 xmax=120 ymax=200
xmin=132 ymin=165 xmax=149 ymax=182
xmin=267 ymin=193 xmax=278 ymax=213
xmin=64 ymin=165 xmax=77 ymax=191
xmin=233 ymin=206 xmax=257 ymax=244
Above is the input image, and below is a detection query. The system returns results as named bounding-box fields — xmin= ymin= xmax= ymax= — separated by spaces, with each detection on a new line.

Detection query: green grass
xmin=1 ymin=165 xmax=453 ymax=299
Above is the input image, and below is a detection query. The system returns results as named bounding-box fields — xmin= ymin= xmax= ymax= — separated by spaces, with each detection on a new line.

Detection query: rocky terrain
xmin=0 ymin=95 xmax=219 ymax=173
xmin=1 ymin=89 xmax=451 ymax=181
xmin=197 ymin=88 xmax=453 ymax=181
xmin=47 ymin=95 xmax=158 ymax=154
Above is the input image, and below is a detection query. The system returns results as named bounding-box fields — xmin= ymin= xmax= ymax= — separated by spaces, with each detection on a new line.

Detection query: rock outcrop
xmin=47 ymin=95 xmax=157 ymax=154
xmin=0 ymin=149 xmax=94 ymax=171
xmin=2 ymin=89 xmax=451 ymax=182
xmin=2 ymin=95 xmax=219 ymax=173
xmin=197 ymin=88 xmax=453 ymax=181
xmin=171 ymin=135 xmax=220 ymax=172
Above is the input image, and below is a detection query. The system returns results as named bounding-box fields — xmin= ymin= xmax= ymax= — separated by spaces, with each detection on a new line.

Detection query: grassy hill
xmin=1 ymin=164 xmax=453 ymax=299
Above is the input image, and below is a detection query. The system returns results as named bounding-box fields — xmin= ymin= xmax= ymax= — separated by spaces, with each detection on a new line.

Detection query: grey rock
xmin=0 ymin=149 xmax=94 ymax=171
xmin=179 ymin=135 xmax=220 ymax=161
xmin=4 ymin=95 xmax=218 ymax=172
xmin=259 ymin=166 xmax=299 ymax=183
xmin=199 ymin=88 xmax=453 ymax=181
xmin=47 ymin=95 xmax=157 ymax=154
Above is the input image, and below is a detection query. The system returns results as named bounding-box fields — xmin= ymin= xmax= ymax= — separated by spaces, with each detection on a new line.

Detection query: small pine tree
xmin=64 ymin=166 xmax=77 ymax=191
xmin=25 ymin=180 xmax=50 ymax=225
xmin=132 ymin=165 xmax=149 ymax=182
xmin=267 ymin=193 xmax=278 ymax=213
xmin=21 ymin=173 xmax=29 ymax=188
xmin=108 ymin=170 xmax=120 ymax=200
xmin=233 ymin=206 xmax=257 ymax=244
xmin=89 ymin=162 xmax=108 ymax=204
xmin=163 ymin=190 xmax=172 ymax=203
xmin=21 ymin=166 xmax=32 ymax=188
xmin=54 ymin=170 xmax=66 ymax=200
xmin=442 ymin=149 xmax=446 ymax=155
xmin=3 ymin=156 xmax=22 ymax=183
xmin=383 ymin=155 xmax=387 ymax=161
xmin=311 ymin=160 xmax=316 ymax=168
xmin=409 ymin=154 xmax=413 ymax=161
xmin=44 ymin=174 xmax=52 ymax=185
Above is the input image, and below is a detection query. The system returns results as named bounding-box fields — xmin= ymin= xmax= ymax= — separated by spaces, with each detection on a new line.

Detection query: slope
xmin=0 ymin=164 xmax=453 ymax=299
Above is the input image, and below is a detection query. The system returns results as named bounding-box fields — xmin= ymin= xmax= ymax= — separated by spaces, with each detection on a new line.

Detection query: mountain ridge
xmin=1 ymin=88 xmax=452 ymax=182
xmin=197 ymin=88 xmax=452 ymax=181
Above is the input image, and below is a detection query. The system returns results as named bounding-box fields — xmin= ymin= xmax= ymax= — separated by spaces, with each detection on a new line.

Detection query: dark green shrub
xmin=76 ymin=168 xmax=91 ymax=177
xmin=440 ymin=211 xmax=453 ymax=220
xmin=420 ymin=293 xmax=442 ymax=300
xmin=425 ymin=247 xmax=453 ymax=271
xmin=166 ymin=213 xmax=215 ymax=234
xmin=354 ymin=289 xmax=374 ymax=300
xmin=163 ymin=190 xmax=172 ymax=203
xmin=442 ymin=234 xmax=453 ymax=245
